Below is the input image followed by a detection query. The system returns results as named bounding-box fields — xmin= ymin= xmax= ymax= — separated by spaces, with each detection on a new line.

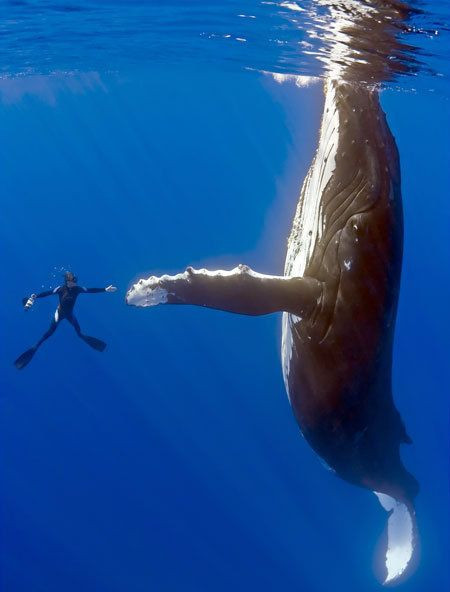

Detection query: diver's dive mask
xmin=64 ymin=271 xmax=78 ymax=284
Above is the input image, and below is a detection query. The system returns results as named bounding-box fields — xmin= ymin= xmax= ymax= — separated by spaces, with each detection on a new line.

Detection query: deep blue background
xmin=1 ymin=66 xmax=449 ymax=591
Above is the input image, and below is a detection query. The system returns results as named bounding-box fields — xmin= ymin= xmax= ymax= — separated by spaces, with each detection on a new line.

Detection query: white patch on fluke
xmin=374 ymin=492 xmax=415 ymax=584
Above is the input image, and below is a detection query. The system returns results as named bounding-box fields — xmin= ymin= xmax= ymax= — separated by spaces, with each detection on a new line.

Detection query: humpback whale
xmin=126 ymin=0 xmax=420 ymax=584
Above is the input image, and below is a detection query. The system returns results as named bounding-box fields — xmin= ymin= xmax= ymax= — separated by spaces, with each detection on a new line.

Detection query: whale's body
xmin=282 ymin=80 xmax=417 ymax=505
xmin=126 ymin=1 xmax=419 ymax=584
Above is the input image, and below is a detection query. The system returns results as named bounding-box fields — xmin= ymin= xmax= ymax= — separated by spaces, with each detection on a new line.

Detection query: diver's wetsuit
xmin=14 ymin=280 xmax=113 ymax=369
xmin=34 ymin=285 xmax=107 ymax=348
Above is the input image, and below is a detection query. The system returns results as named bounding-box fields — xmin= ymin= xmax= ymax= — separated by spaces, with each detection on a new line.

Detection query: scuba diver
xmin=14 ymin=271 xmax=118 ymax=370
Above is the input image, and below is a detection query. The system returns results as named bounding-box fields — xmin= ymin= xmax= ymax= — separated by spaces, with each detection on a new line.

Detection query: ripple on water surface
xmin=0 ymin=1 xmax=449 ymax=93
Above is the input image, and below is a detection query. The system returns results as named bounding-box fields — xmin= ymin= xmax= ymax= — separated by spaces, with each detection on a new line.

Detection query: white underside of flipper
xmin=374 ymin=492 xmax=416 ymax=585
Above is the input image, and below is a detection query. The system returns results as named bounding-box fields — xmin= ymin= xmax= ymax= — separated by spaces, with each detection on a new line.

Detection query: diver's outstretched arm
xmin=34 ymin=289 xmax=56 ymax=299
xmin=82 ymin=285 xmax=117 ymax=293
xmin=126 ymin=265 xmax=322 ymax=317
xmin=22 ymin=288 xmax=58 ymax=309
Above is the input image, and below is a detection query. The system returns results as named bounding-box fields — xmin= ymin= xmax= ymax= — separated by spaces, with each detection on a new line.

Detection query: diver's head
xmin=64 ymin=271 xmax=78 ymax=286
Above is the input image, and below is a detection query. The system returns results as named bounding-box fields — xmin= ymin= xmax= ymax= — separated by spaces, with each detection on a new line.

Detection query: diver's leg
xmin=14 ymin=310 xmax=60 ymax=369
xmin=35 ymin=310 xmax=60 ymax=348
xmin=126 ymin=265 xmax=323 ymax=318
xmin=68 ymin=314 xmax=82 ymax=338
xmin=68 ymin=315 xmax=107 ymax=352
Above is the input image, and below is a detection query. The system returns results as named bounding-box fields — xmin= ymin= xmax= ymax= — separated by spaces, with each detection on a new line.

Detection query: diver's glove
xmin=23 ymin=294 xmax=36 ymax=310
xmin=105 ymin=285 xmax=117 ymax=293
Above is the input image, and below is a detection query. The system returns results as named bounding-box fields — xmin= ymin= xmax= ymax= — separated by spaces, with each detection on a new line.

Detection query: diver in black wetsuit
xmin=14 ymin=271 xmax=118 ymax=370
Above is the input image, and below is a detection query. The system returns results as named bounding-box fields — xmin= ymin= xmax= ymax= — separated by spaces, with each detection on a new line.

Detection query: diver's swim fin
xmin=14 ymin=347 xmax=37 ymax=370
xmin=81 ymin=335 xmax=107 ymax=352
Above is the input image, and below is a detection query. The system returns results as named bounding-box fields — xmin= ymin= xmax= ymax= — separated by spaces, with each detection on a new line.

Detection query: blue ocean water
xmin=1 ymin=2 xmax=449 ymax=591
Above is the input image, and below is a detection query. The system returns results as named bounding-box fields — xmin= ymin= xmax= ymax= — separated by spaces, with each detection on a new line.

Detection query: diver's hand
xmin=24 ymin=294 xmax=36 ymax=309
xmin=105 ymin=285 xmax=117 ymax=293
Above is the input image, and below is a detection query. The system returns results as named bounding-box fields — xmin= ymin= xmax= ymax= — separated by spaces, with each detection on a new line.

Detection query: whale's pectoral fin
xmin=374 ymin=492 xmax=418 ymax=585
xmin=126 ymin=265 xmax=323 ymax=317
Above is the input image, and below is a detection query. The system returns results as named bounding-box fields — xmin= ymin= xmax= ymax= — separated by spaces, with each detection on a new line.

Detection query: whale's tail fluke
xmin=374 ymin=492 xmax=418 ymax=585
